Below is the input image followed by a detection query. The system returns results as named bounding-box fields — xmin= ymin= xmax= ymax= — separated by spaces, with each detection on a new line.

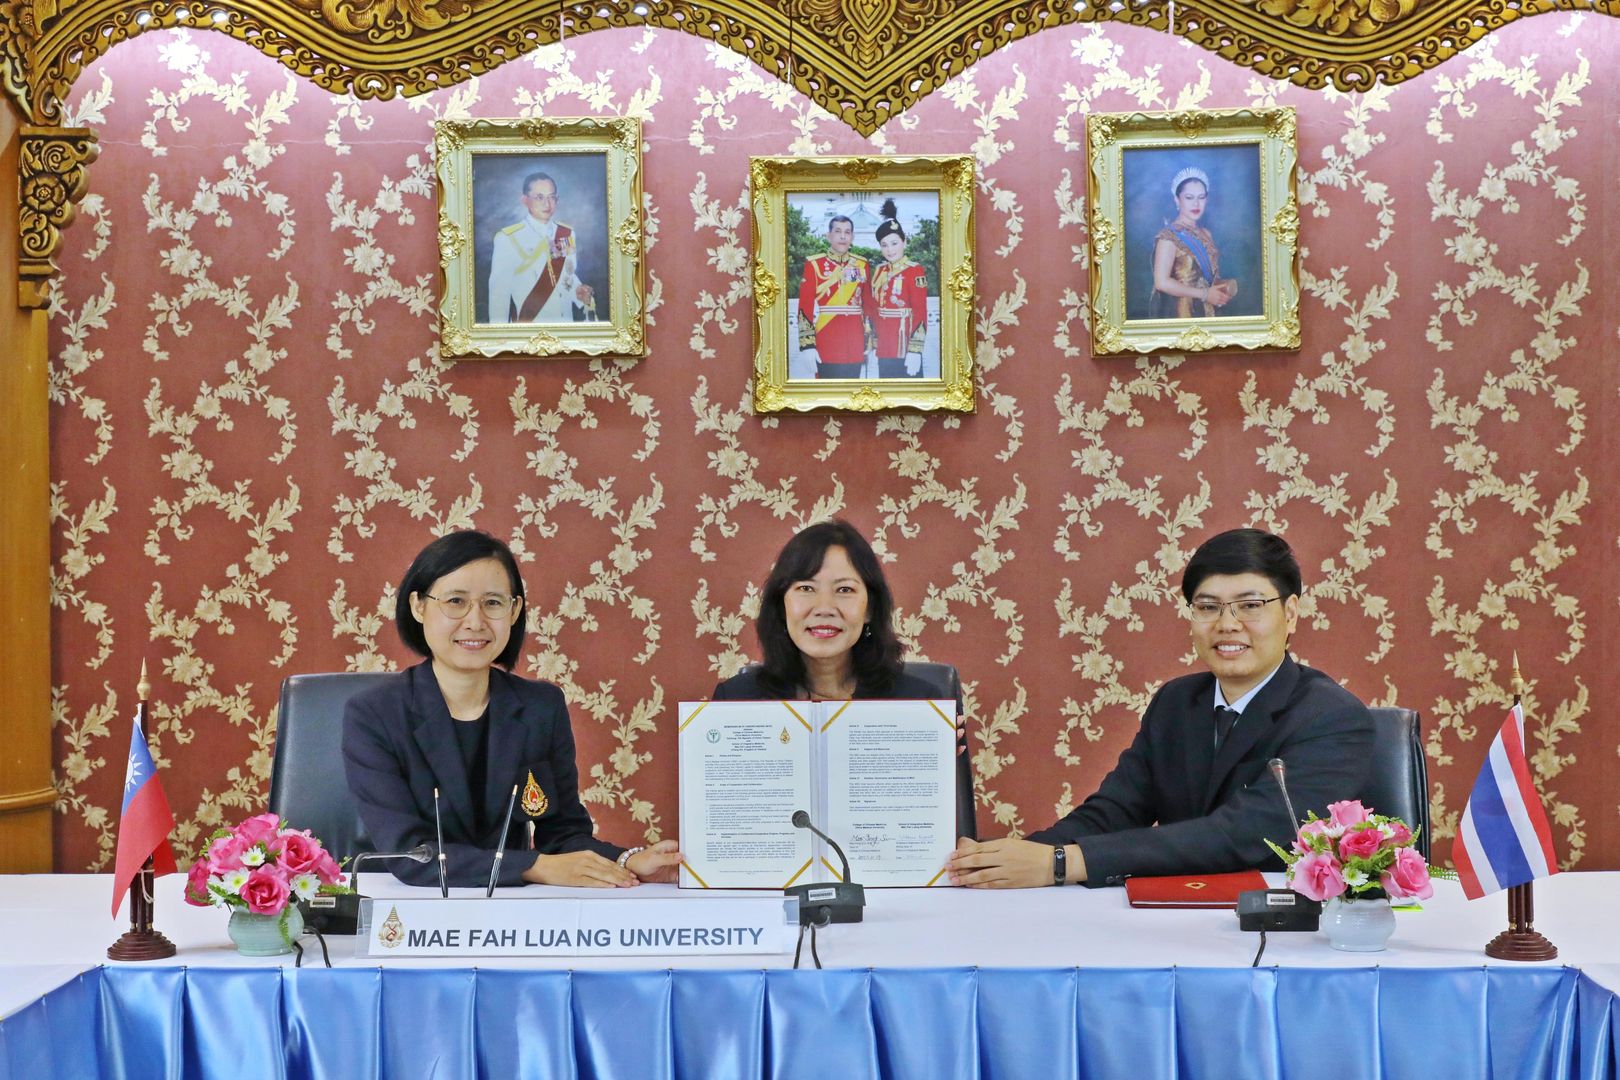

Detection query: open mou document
xmin=677 ymin=699 xmax=958 ymax=889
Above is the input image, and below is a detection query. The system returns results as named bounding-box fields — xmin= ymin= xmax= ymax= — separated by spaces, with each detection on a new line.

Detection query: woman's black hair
xmin=876 ymin=197 xmax=906 ymax=244
xmin=1180 ymin=528 xmax=1302 ymax=602
xmin=395 ymin=530 xmax=528 ymax=669
xmin=754 ymin=520 xmax=904 ymax=698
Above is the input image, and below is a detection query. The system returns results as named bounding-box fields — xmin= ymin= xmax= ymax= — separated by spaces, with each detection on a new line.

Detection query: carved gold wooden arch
xmin=3 ymin=0 xmax=1608 ymax=129
xmin=1 ymin=0 xmax=1610 ymax=304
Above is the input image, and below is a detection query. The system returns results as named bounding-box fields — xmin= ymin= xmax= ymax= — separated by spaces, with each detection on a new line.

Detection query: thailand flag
xmin=110 ymin=702 xmax=178 ymax=917
xmin=1451 ymin=703 xmax=1558 ymax=900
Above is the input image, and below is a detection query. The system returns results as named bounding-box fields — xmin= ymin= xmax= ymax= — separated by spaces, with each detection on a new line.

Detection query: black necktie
xmin=1214 ymin=706 xmax=1240 ymax=749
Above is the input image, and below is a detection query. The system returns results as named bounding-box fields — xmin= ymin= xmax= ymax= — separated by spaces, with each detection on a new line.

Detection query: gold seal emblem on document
xmin=379 ymin=906 xmax=405 ymax=949
xmin=522 ymin=770 xmax=549 ymax=817
xmin=779 ymin=726 xmax=791 ymax=744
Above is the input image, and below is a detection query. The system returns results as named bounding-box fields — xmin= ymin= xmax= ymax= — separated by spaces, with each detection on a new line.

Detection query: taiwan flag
xmin=110 ymin=701 xmax=178 ymax=917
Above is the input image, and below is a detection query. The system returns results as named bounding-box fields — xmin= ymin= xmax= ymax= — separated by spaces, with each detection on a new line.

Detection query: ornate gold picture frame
xmin=750 ymin=155 xmax=977 ymax=414
xmin=1087 ymin=107 xmax=1300 ymax=357
xmin=435 ymin=117 xmax=644 ymax=358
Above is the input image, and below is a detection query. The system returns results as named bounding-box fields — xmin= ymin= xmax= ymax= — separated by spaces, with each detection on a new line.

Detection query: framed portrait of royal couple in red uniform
xmin=749 ymin=155 xmax=977 ymax=414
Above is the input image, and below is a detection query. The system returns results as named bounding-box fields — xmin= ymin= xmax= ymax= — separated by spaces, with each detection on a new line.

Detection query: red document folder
xmin=1124 ymin=870 xmax=1268 ymax=908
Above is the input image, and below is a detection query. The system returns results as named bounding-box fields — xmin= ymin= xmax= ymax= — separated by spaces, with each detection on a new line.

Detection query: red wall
xmin=50 ymin=20 xmax=1617 ymax=871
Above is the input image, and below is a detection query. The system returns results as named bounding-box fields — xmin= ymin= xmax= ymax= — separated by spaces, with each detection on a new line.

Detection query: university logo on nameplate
xmin=677 ymin=699 xmax=958 ymax=890
xmin=355 ymin=896 xmax=795 ymax=958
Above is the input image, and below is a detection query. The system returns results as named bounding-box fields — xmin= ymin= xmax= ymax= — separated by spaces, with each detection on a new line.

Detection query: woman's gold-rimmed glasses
xmin=422 ymin=593 xmax=521 ymax=621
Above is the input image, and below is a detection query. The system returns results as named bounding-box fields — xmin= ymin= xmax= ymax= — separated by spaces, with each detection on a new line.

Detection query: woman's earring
xmin=862 ymin=623 xmax=873 ymax=639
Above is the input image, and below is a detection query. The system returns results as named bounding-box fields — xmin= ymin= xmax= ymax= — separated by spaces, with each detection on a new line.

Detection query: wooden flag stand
xmin=1481 ymin=655 xmax=1556 ymax=962
xmin=1483 ymin=881 xmax=1556 ymax=961
xmin=107 ymin=856 xmax=177 ymax=960
xmin=107 ymin=662 xmax=178 ymax=961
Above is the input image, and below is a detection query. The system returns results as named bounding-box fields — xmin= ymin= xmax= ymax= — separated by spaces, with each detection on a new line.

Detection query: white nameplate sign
xmin=355 ymin=896 xmax=797 ymax=958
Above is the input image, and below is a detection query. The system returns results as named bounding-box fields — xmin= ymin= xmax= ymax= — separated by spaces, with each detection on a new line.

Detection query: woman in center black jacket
xmin=712 ymin=520 xmax=974 ymax=837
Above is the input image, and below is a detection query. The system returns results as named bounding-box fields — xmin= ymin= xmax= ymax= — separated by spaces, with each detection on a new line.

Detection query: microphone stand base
xmin=299 ymin=893 xmax=363 ymax=936
xmin=1236 ymin=889 xmax=1321 ymax=932
xmin=785 ymin=881 xmax=866 ymax=925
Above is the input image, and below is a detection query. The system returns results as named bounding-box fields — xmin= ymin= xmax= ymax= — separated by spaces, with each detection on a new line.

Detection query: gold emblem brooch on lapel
xmin=522 ymin=771 xmax=548 ymax=817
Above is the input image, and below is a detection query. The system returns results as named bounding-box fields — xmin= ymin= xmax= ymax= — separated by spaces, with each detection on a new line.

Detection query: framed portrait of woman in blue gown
xmin=1086 ymin=107 xmax=1300 ymax=357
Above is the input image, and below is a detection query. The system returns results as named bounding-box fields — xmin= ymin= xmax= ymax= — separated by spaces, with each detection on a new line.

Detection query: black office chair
xmin=268 ymin=671 xmax=394 ymax=862
xmin=1360 ymin=706 xmax=1431 ymax=862
xmin=899 ymin=660 xmax=978 ymax=841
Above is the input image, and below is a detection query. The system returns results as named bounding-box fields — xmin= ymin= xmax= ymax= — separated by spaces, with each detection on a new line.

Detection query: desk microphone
xmin=300 ymin=843 xmax=434 ymax=936
xmin=1235 ymin=756 xmax=1322 ymax=934
xmin=784 ymin=810 xmax=865 ymax=925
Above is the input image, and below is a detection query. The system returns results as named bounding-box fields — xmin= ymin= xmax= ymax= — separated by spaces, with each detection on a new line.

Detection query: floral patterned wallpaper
xmin=49 ymin=17 xmax=1615 ymax=872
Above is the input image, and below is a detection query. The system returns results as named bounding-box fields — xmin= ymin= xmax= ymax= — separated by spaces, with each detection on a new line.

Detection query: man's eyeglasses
xmin=1187 ymin=597 xmax=1282 ymax=623
xmin=422 ymin=593 xmax=521 ymax=620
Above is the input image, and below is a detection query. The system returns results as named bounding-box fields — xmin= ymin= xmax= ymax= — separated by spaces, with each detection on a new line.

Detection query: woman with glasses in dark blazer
xmin=342 ymin=530 xmax=679 ymax=888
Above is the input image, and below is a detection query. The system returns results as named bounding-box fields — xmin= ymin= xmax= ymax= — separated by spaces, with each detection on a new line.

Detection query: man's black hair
xmin=1181 ymin=528 xmax=1302 ymax=602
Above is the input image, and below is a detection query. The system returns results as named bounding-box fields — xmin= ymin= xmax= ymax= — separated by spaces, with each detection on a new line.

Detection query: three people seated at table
xmin=948 ymin=527 xmax=1373 ymax=887
xmin=342 ymin=531 xmax=680 ymax=888
xmin=342 ymin=522 xmax=1369 ymax=890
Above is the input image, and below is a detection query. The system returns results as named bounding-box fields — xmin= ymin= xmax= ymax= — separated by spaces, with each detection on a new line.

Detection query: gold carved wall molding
xmin=16 ymin=123 xmax=97 ymax=309
xmin=0 ymin=0 xmax=1610 ymax=303
xmin=3 ymin=0 xmax=1611 ymax=131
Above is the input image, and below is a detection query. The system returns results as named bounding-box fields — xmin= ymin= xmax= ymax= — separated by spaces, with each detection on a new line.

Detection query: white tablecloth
xmin=5 ymin=871 xmax=1615 ymax=1017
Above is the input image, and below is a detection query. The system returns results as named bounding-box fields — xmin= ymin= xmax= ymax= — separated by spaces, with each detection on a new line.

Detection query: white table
xmin=5 ymin=871 xmax=1615 ymax=1017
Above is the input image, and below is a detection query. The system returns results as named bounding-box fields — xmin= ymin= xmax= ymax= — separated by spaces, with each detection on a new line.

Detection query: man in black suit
xmin=948 ymin=528 xmax=1373 ymax=888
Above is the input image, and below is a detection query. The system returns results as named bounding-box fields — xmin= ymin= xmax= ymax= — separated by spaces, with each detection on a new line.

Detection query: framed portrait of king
xmin=749 ymin=155 xmax=977 ymax=414
xmin=435 ymin=117 xmax=645 ymax=358
xmin=1087 ymin=107 xmax=1300 ymax=356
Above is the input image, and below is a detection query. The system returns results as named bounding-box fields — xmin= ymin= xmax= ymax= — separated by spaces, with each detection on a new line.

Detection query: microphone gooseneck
xmin=1268 ymin=757 xmax=1303 ymax=835
xmin=792 ymin=809 xmax=853 ymax=885
xmin=348 ymin=843 xmax=434 ymax=894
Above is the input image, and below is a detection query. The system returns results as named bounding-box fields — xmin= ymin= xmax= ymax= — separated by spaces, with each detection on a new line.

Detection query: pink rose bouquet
xmin=184 ymin=813 xmax=348 ymax=918
xmin=1266 ymin=802 xmax=1435 ymax=903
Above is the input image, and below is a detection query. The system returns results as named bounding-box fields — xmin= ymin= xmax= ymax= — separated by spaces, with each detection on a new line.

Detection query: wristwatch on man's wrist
xmin=1051 ymin=844 xmax=1066 ymax=887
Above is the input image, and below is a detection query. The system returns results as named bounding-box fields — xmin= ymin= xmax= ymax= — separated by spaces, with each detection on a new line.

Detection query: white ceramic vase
xmin=1321 ymin=895 xmax=1395 ymax=952
xmin=227 ymin=905 xmax=303 ymax=956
